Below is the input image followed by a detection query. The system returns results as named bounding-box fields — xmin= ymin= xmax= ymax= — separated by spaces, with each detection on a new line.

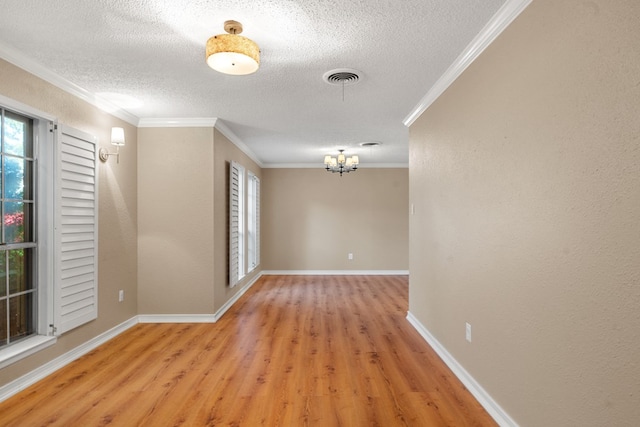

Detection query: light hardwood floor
xmin=0 ymin=275 xmax=496 ymax=426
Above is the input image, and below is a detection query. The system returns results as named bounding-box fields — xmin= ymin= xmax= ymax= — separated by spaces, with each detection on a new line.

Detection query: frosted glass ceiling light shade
xmin=206 ymin=20 xmax=260 ymax=75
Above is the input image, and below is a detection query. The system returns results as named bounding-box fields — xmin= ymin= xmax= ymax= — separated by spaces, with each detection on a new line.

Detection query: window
xmin=0 ymin=108 xmax=36 ymax=347
xmin=247 ymin=172 xmax=260 ymax=272
xmin=0 ymin=96 xmax=97 ymax=366
xmin=229 ymin=161 xmax=245 ymax=287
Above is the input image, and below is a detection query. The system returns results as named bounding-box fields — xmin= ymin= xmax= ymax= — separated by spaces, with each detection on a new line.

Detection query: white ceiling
xmin=0 ymin=0 xmax=508 ymax=166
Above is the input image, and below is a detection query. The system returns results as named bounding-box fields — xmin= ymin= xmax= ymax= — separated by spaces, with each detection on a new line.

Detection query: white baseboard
xmin=262 ymin=270 xmax=409 ymax=275
xmin=406 ymin=311 xmax=518 ymax=427
xmin=0 ymin=274 xmax=266 ymax=403
xmin=214 ymin=272 xmax=263 ymax=320
xmin=137 ymin=314 xmax=217 ymax=323
xmin=0 ymin=316 xmax=138 ymax=403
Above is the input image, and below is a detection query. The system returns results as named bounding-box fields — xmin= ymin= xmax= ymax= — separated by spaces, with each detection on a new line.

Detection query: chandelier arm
xmin=323 ymin=149 xmax=359 ymax=176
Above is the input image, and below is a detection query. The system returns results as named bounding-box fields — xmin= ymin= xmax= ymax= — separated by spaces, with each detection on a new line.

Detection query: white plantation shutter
xmin=255 ymin=176 xmax=260 ymax=267
xmin=229 ymin=161 xmax=244 ymax=287
xmin=54 ymin=125 xmax=98 ymax=334
xmin=247 ymin=173 xmax=260 ymax=270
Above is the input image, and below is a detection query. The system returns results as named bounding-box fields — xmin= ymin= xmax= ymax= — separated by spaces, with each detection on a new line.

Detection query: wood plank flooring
xmin=0 ymin=275 xmax=496 ymax=426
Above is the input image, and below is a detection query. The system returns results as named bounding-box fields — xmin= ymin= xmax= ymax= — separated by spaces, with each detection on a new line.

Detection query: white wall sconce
xmin=99 ymin=127 xmax=125 ymax=163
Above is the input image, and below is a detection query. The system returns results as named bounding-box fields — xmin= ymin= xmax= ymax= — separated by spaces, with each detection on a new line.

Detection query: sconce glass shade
xmin=100 ymin=127 xmax=125 ymax=163
xmin=206 ymin=21 xmax=260 ymax=75
xmin=111 ymin=127 xmax=125 ymax=146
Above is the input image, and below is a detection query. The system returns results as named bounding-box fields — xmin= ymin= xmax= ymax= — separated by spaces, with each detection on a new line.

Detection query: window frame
xmin=1 ymin=109 xmax=37 ymax=346
xmin=0 ymin=94 xmax=57 ymax=367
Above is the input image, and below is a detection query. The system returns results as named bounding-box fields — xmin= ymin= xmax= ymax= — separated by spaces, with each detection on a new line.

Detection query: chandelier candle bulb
xmin=323 ymin=149 xmax=359 ymax=176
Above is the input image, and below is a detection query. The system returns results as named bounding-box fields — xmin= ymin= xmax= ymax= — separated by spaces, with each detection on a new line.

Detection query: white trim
xmin=137 ymin=117 xmax=218 ymax=128
xmin=0 ymin=336 xmax=57 ymax=370
xmin=262 ymin=270 xmax=409 ymax=275
xmin=262 ymin=163 xmax=409 ymax=169
xmin=406 ymin=312 xmax=518 ymax=427
xmin=137 ymin=314 xmax=217 ymax=323
xmin=0 ymin=270 xmax=266 ymax=402
xmin=403 ymin=0 xmax=532 ymax=126
xmin=0 ymin=317 xmax=138 ymax=403
xmin=135 ymin=117 xmax=265 ymax=168
xmin=138 ymin=273 xmax=264 ymax=323
xmin=0 ymin=41 xmax=138 ymax=126
xmin=214 ymin=120 xmax=264 ymax=168
xmin=0 ymin=93 xmax=56 ymax=121
xmin=214 ymin=272 xmax=263 ymax=320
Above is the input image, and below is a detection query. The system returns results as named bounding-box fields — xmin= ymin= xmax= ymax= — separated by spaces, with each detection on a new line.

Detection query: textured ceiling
xmin=0 ymin=0 xmax=507 ymax=166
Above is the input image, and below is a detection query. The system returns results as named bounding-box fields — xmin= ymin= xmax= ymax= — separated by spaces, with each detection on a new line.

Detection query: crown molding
xmin=137 ymin=117 xmax=218 ymax=128
xmin=262 ymin=162 xmax=408 ymax=169
xmin=0 ymin=41 xmax=139 ymax=126
xmin=214 ymin=120 xmax=264 ymax=168
xmin=403 ymin=0 xmax=532 ymax=126
xmin=136 ymin=117 xmax=264 ymax=167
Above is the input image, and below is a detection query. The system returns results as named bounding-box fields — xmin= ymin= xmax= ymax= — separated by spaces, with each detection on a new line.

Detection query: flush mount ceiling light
xmin=206 ymin=20 xmax=260 ymax=75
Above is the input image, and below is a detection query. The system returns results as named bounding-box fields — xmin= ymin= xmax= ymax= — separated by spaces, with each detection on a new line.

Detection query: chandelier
xmin=324 ymin=150 xmax=359 ymax=176
xmin=206 ymin=20 xmax=260 ymax=75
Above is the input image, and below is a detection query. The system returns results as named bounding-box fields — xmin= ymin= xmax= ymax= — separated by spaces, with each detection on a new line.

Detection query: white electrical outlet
xmin=348 ymin=253 xmax=353 ymax=260
xmin=465 ymin=322 xmax=472 ymax=342
xmin=411 ymin=204 xmax=416 ymax=215
xmin=118 ymin=290 xmax=124 ymax=302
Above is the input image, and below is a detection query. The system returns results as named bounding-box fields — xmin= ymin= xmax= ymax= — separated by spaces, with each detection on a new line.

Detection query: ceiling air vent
xmin=360 ymin=142 xmax=381 ymax=147
xmin=323 ymin=68 xmax=361 ymax=85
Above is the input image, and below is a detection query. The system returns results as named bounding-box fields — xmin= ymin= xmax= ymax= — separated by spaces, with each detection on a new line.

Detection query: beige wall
xmin=137 ymin=127 xmax=215 ymax=314
xmin=213 ymin=129 xmax=262 ymax=313
xmin=262 ymin=168 xmax=408 ymax=271
xmin=409 ymin=1 xmax=640 ymax=425
xmin=137 ymin=127 xmax=262 ymax=315
xmin=0 ymin=59 xmax=138 ymax=386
